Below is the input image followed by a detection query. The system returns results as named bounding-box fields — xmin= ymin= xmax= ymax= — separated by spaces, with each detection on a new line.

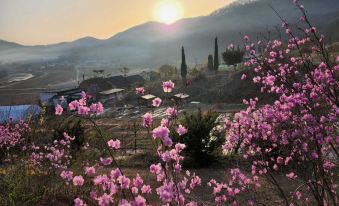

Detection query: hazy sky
xmin=0 ymin=0 xmax=235 ymax=45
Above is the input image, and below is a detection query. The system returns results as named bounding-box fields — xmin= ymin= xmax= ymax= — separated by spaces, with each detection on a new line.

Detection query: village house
xmin=173 ymin=93 xmax=190 ymax=108
xmin=139 ymin=94 xmax=156 ymax=107
xmin=98 ymin=88 xmax=125 ymax=104
xmin=39 ymin=88 xmax=82 ymax=108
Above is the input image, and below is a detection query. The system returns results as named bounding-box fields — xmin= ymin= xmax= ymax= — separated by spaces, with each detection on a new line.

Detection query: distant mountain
xmin=0 ymin=40 xmax=24 ymax=50
xmin=1 ymin=0 xmax=338 ymax=68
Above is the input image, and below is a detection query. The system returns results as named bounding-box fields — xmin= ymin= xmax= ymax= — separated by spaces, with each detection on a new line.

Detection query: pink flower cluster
xmin=142 ymin=113 xmax=153 ymax=128
xmin=152 ymin=97 xmax=162 ymax=107
xmin=208 ymin=168 xmax=260 ymax=204
xmin=30 ymin=132 xmax=75 ymax=169
xmin=162 ymin=80 xmax=175 ymax=93
xmin=0 ymin=121 xmax=29 ymax=151
xmin=221 ymin=2 xmax=338 ymax=204
xmin=135 ymin=87 xmax=145 ymax=95
xmin=55 ymin=91 xmax=104 ymax=116
xmin=107 ymin=139 xmax=121 ymax=150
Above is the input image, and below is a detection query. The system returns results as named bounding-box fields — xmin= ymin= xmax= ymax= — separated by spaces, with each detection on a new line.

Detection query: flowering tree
xmin=214 ymin=1 xmax=338 ymax=205
xmin=0 ymin=120 xmax=29 ymax=162
xmin=47 ymin=81 xmax=202 ymax=206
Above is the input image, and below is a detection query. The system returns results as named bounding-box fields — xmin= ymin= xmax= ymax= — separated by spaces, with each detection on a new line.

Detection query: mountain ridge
xmin=1 ymin=0 xmax=338 ymax=67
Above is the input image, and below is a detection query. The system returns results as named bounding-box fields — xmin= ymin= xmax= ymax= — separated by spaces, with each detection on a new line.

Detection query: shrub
xmin=179 ymin=109 xmax=223 ymax=167
xmin=54 ymin=118 xmax=85 ymax=152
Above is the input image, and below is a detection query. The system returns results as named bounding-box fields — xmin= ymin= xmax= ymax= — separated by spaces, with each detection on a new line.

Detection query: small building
xmin=99 ymin=88 xmax=125 ymax=104
xmin=139 ymin=94 xmax=156 ymax=107
xmin=40 ymin=88 xmax=82 ymax=107
xmin=0 ymin=105 xmax=41 ymax=123
xmin=173 ymin=93 xmax=190 ymax=108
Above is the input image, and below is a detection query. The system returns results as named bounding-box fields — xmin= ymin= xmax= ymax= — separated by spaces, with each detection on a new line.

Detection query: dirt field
xmin=0 ymin=69 xmax=77 ymax=105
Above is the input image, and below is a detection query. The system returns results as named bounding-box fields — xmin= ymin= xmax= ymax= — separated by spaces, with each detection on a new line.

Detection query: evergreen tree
xmin=181 ymin=46 xmax=187 ymax=83
xmin=214 ymin=37 xmax=219 ymax=72
xmin=208 ymin=54 xmax=214 ymax=71
xmin=222 ymin=46 xmax=245 ymax=71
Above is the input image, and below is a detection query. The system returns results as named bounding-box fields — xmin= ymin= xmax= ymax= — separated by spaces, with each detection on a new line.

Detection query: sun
xmin=155 ymin=1 xmax=183 ymax=24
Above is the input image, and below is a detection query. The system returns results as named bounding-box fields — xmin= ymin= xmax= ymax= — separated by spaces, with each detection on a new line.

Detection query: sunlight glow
xmin=155 ymin=1 xmax=183 ymax=24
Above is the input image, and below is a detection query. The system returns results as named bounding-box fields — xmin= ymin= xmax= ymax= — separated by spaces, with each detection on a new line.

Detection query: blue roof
xmin=0 ymin=105 xmax=41 ymax=123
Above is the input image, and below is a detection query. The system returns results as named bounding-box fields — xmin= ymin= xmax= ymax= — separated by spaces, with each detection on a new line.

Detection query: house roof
xmin=106 ymin=75 xmax=145 ymax=88
xmin=99 ymin=88 xmax=125 ymax=95
xmin=141 ymin=94 xmax=156 ymax=100
xmin=43 ymin=88 xmax=82 ymax=96
xmin=174 ymin=93 xmax=190 ymax=99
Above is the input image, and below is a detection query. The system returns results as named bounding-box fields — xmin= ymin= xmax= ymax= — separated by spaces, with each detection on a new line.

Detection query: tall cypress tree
xmin=208 ymin=54 xmax=214 ymax=71
xmin=181 ymin=46 xmax=187 ymax=83
xmin=214 ymin=37 xmax=219 ymax=72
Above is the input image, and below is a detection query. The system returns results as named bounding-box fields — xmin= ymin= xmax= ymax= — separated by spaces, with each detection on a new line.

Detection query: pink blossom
xmin=277 ymin=156 xmax=284 ymax=164
xmin=150 ymin=163 xmax=162 ymax=174
xmin=152 ymin=97 xmax=162 ymax=107
xmin=142 ymin=113 xmax=153 ymax=128
xmin=110 ymin=168 xmax=122 ymax=179
xmin=119 ymin=199 xmax=130 ymax=206
xmin=96 ymin=102 xmax=104 ymax=114
xmin=241 ymin=74 xmax=247 ymax=80
xmin=89 ymin=103 xmax=98 ymax=113
xmin=286 ymin=172 xmax=297 ymax=180
xmin=285 ymin=156 xmax=292 ymax=165
xmin=228 ymin=43 xmax=234 ymax=50
xmin=93 ymin=175 xmax=109 ymax=185
xmin=336 ymin=56 xmax=339 ymax=62
xmin=141 ymin=185 xmax=152 ymax=194
xmin=135 ymin=87 xmax=145 ymax=95
xmin=163 ymin=136 xmax=173 ymax=147
xmin=107 ymin=139 xmax=121 ymax=150
xmin=68 ymin=100 xmax=79 ymax=110
xmin=175 ymin=143 xmax=186 ymax=153
xmin=84 ymin=166 xmax=96 ymax=176
xmin=97 ymin=193 xmax=112 ymax=206
xmin=74 ymin=198 xmax=85 ymax=206
xmin=81 ymin=91 xmax=87 ymax=99
xmin=55 ymin=104 xmax=63 ymax=115
xmin=176 ymin=125 xmax=187 ymax=136
xmin=73 ymin=175 xmax=84 ymax=186
xmin=78 ymin=106 xmax=90 ymax=115
xmin=264 ymin=75 xmax=276 ymax=86
xmin=166 ymin=107 xmax=177 ymax=118
xmin=160 ymin=118 xmax=169 ymax=127
xmin=157 ymin=182 xmax=175 ymax=202
xmin=133 ymin=174 xmax=144 ymax=188
xmin=311 ymin=151 xmax=319 ymax=159
xmin=162 ymin=80 xmax=175 ymax=93
xmin=243 ymin=35 xmax=250 ymax=41
xmin=100 ymin=157 xmax=112 ymax=166
xmin=323 ymin=161 xmax=335 ymax=170
xmin=133 ymin=195 xmax=146 ymax=206
xmin=117 ymin=175 xmax=131 ymax=189
xmin=60 ymin=170 xmax=73 ymax=181
xmin=186 ymin=202 xmax=198 ymax=206
xmin=152 ymin=126 xmax=169 ymax=139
